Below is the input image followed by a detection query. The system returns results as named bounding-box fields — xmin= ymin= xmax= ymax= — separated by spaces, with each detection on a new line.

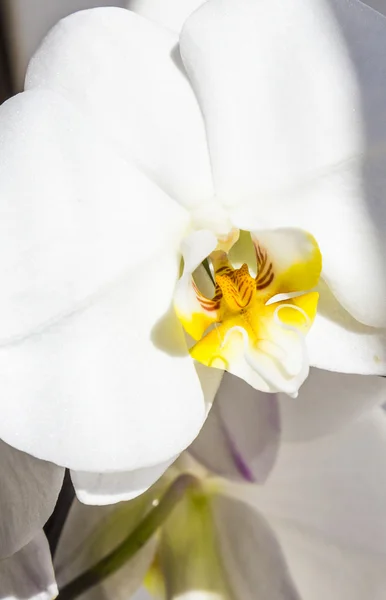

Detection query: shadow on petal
xmin=151 ymin=303 xmax=188 ymax=357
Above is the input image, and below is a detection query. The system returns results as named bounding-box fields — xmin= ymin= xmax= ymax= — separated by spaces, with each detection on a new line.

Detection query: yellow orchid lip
xmin=174 ymin=228 xmax=322 ymax=395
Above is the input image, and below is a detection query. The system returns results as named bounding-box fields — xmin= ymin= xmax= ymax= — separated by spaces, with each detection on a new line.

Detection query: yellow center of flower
xmin=174 ymin=228 xmax=322 ymax=395
xmin=216 ymin=262 xmax=256 ymax=312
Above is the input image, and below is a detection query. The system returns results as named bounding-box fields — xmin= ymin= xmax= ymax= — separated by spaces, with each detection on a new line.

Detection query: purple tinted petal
xmin=224 ymin=428 xmax=255 ymax=483
xmin=190 ymin=373 xmax=280 ymax=483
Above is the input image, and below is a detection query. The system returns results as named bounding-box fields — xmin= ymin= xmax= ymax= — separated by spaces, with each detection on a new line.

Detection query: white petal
xmin=267 ymin=521 xmax=386 ymax=600
xmin=181 ymin=0 xmax=386 ymax=328
xmin=55 ymin=496 xmax=156 ymax=599
xmin=0 ymin=442 xmax=63 ymax=559
xmin=71 ymin=458 xmax=175 ymax=505
xmin=174 ymin=229 xmax=219 ymax=341
xmin=278 ymin=367 xmax=386 ymax=442
xmin=0 ymin=259 xmax=207 ymax=472
xmin=0 ymin=90 xmax=206 ymax=472
xmin=0 ymin=89 xmax=188 ymax=340
xmin=26 ymin=7 xmax=213 ymax=209
xmin=190 ymin=373 xmax=280 ymax=483
xmin=212 ymin=494 xmax=301 ymax=600
xmin=181 ymin=0 xmax=358 ymax=201
xmin=238 ymin=408 xmax=386 ymax=556
xmin=308 ymin=281 xmax=386 ymax=374
xmin=0 ymin=532 xmax=57 ymax=600
xmin=6 ymin=0 xmax=129 ymax=91
xmin=125 ymin=0 xmax=207 ymax=33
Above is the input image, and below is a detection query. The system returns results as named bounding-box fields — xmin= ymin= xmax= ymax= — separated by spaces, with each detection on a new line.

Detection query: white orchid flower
xmin=54 ymin=371 xmax=386 ymax=600
xmin=0 ymin=0 xmax=386 ymax=504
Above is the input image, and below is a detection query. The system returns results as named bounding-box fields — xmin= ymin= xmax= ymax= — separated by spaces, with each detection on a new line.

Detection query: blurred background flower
xmin=54 ymin=373 xmax=386 ymax=600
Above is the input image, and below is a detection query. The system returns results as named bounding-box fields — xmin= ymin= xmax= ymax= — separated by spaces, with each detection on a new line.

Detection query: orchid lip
xmin=174 ymin=227 xmax=322 ymax=395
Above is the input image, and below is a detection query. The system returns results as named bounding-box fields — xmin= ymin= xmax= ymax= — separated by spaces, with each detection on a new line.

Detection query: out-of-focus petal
xmin=360 ymin=0 xmax=386 ymax=18
xmin=158 ymin=484 xmax=232 ymax=599
xmin=130 ymin=588 xmax=154 ymax=600
xmin=190 ymin=373 xmax=280 ymax=483
xmin=0 ymin=532 xmax=57 ymax=600
xmin=55 ymin=495 xmax=157 ymax=600
xmin=71 ymin=459 xmax=176 ymax=505
xmin=268 ymin=520 xmax=386 ymax=600
xmin=277 ymin=367 xmax=386 ymax=442
xmin=234 ymin=408 xmax=386 ymax=556
xmin=26 ymin=7 xmax=213 ymax=210
xmin=181 ymin=0 xmax=386 ymax=329
xmin=212 ymin=494 xmax=301 ymax=600
xmin=0 ymin=442 xmax=63 ymax=559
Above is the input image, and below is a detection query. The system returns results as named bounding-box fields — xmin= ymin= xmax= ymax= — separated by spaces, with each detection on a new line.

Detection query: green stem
xmin=58 ymin=474 xmax=197 ymax=600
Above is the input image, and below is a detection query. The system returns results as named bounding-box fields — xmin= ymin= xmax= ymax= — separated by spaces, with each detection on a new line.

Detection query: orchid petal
xmin=308 ymin=281 xmax=386 ymax=374
xmin=181 ymin=0 xmax=386 ymax=328
xmin=190 ymin=295 xmax=314 ymax=396
xmin=7 ymin=0 xmax=129 ymax=90
xmin=174 ymin=229 xmax=219 ymax=341
xmin=0 ymin=267 xmax=206 ymax=473
xmin=26 ymin=7 xmax=213 ymax=210
xmin=235 ymin=408 xmax=386 ymax=557
xmin=190 ymin=373 xmax=280 ymax=483
xmin=0 ymin=442 xmax=63 ymax=559
xmin=212 ymin=494 xmax=301 ymax=600
xmin=55 ymin=496 xmax=156 ymax=599
xmin=277 ymin=367 xmax=386 ymax=442
xmin=0 ymin=88 xmax=188 ymax=342
xmin=71 ymin=459 xmax=176 ymax=505
xmin=158 ymin=485 xmax=232 ymax=599
xmin=268 ymin=521 xmax=386 ymax=600
xmin=125 ymin=0 xmax=207 ymax=33
xmin=251 ymin=229 xmax=322 ymax=298
xmin=0 ymin=90 xmax=207 ymax=473
xmin=0 ymin=532 xmax=57 ymax=600
xmin=243 ymin=408 xmax=386 ymax=599
xmin=362 ymin=0 xmax=386 ymax=16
